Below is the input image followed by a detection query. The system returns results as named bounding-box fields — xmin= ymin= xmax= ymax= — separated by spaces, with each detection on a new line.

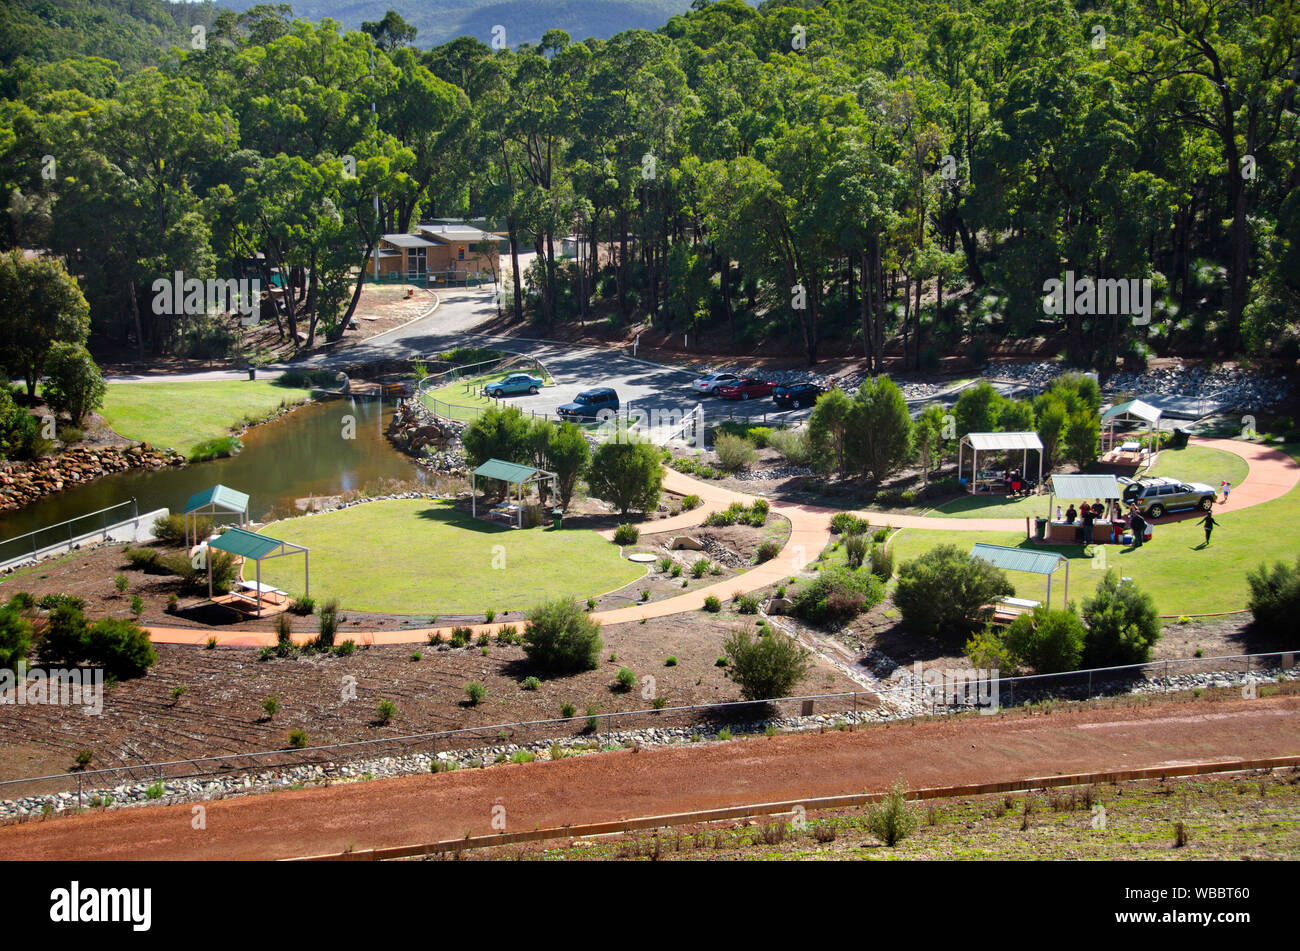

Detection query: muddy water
xmin=0 ymin=397 xmax=427 ymax=547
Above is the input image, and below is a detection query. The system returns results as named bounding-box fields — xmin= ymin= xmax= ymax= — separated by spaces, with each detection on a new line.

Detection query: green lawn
xmin=930 ymin=444 xmax=1249 ymax=519
xmin=99 ymin=380 xmax=315 ymax=456
xmin=889 ymin=446 xmax=1299 ymax=616
xmin=254 ymin=499 xmax=645 ymax=615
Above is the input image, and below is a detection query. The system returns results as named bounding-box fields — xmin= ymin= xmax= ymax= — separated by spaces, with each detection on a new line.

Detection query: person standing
xmin=1129 ymin=506 xmax=1146 ymax=547
xmin=1197 ymin=511 xmax=1220 ymax=545
xmin=1080 ymin=503 xmax=1096 ymax=545
xmin=1221 ymin=480 xmax=1231 ymax=504
xmin=1065 ymin=504 xmax=1077 ymax=524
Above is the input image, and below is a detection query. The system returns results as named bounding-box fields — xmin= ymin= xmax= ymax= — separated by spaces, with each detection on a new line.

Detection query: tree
xmin=462 ymin=404 xmax=531 ymax=470
xmin=361 ymin=11 xmax=417 ymax=51
xmin=953 ymin=380 xmax=1004 ymax=437
xmin=913 ymin=404 xmax=949 ymax=486
xmin=587 ymin=441 xmax=663 ymax=516
xmin=0 ymin=251 xmax=90 ymax=397
xmin=1002 ymin=605 xmax=1086 ymax=674
xmin=1245 ymin=555 xmax=1300 ymax=634
xmin=1064 ymin=409 xmax=1099 ymax=469
xmin=845 ymin=376 xmax=913 ymax=483
xmin=83 ymin=617 xmax=157 ymax=678
xmin=807 ymin=387 xmax=853 ymax=477
xmin=42 ymin=342 xmax=105 ymax=425
xmin=0 ymin=603 xmax=33 ymax=672
xmin=0 ymin=385 xmax=39 ymax=460
xmin=722 ymin=626 xmax=813 ymax=701
xmin=546 ymin=422 xmax=590 ymax=513
xmin=523 ymin=598 xmax=603 ymax=675
xmin=1033 ymin=394 xmax=1069 ymax=472
xmin=1081 ymin=571 xmax=1161 ymax=668
xmin=894 ymin=545 xmax=1014 ymax=642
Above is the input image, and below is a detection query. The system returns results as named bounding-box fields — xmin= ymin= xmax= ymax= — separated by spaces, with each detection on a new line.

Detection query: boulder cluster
xmin=0 ymin=444 xmax=185 ymax=511
xmin=386 ymin=399 xmax=467 ymax=471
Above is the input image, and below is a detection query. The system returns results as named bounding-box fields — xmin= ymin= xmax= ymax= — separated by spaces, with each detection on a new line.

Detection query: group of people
xmin=1055 ymin=498 xmax=1148 ymax=546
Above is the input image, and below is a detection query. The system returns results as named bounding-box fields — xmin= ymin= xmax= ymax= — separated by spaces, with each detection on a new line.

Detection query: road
xmin=1 ymin=693 xmax=1294 ymax=860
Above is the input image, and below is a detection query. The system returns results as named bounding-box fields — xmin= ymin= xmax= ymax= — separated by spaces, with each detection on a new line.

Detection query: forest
xmin=0 ymin=0 xmax=1296 ymax=369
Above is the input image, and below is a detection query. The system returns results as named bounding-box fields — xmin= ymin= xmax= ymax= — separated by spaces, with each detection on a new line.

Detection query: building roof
xmin=207 ymin=527 xmax=303 ymax=561
xmin=1048 ymin=473 xmax=1123 ymax=500
xmin=185 ymin=484 xmax=249 ymax=515
xmin=381 ymin=233 xmax=435 ymax=248
xmin=1101 ymin=399 xmax=1162 ymax=424
xmin=970 ymin=543 xmax=1065 ymax=575
xmin=473 ymin=459 xmax=547 ymax=484
xmin=962 ymin=431 xmax=1044 ymax=452
xmin=417 ymin=223 xmax=498 ymax=243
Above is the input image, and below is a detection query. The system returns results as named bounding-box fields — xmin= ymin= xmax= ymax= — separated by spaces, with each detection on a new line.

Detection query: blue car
xmin=484 ymin=373 xmax=543 ymax=397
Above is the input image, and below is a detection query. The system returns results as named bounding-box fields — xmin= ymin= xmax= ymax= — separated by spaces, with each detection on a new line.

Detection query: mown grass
xmin=254 ymin=499 xmax=644 ymax=615
xmin=99 ymin=380 xmax=314 ymax=457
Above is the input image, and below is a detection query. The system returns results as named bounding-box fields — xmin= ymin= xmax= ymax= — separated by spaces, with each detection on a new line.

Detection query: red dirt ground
xmin=1 ymin=693 xmax=1296 ymax=860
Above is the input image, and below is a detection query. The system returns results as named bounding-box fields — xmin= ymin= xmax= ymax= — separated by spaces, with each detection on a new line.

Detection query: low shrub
xmin=722 ymin=625 xmax=813 ymax=700
xmin=523 ymin=598 xmax=603 ymax=674
xmin=614 ymin=667 xmax=637 ymax=692
xmin=1246 ymin=555 xmax=1300 ymax=632
xmin=680 ymin=494 xmax=701 ymax=510
xmin=867 ymin=780 xmax=917 ymax=847
xmin=522 ymin=675 xmax=540 ymax=691
xmin=868 ymin=545 xmax=894 ymax=581
xmin=613 ymin=523 xmax=639 ymax=545
xmin=124 ymin=547 xmax=163 ymax=572
xmin=317 ymin=599 xmax=339 ymax=648
xmin=691 ymin=558 xmax=710 ymax=578
xmin=465 ymin=682 xmax=486 ymax=705
xmin=288 ymin=729 xmax=309 ymax=749
xmin=844 ymin=532 xmax=868 ymax=569
xmin=151 ymin=513 xmax=212 ymax=545
xmin=831 ymin=512 xmax=868 ymax=536
xmin=376 ymin=698 xmax=397 ymax=723
xmin=756 ymin=541 xmax=779 ymax=563
xmin=703 ymin=595 xmax=722 ymax=613
xmin=289 ymin=597 xmax=316 ymax=616
xmin=767 ymin=427 xmax=813 ymax=465
xmin=188 ymin=436 xmax=243 ymax=463
xmin=714 ymin=433 xmax=758 ymax=472
xmin=792 ymin=566 xmax=885 ymax=626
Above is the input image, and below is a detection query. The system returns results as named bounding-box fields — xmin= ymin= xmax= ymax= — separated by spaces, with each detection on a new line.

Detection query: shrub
xmin=844 ymin=532 xmax=867 ymax=569
xmin=42 ymin=342 xmax=106 ymax=425
xmin=749 ymin=499 xmax=769 ymax=525
xmin=1081 ymin=571 xmax=1162 ymax=667
xmin=614 ymin=667 xmax=637 ymax=692
xmin=894 ymin=545 xmax=1014 ymax=642
xmin=965 ymin=625 xmax=1024 ymax=674
xmin=767 ymin=427 xmax=813 ymax=465
xmin=0 ymin=604 xmax=34 ymax=672
xmin=613 ymin=523 xmax=639 ymax=545
xmin=465 ymin=681 xmax=486 ymax=705
xmin=680 ymin=494 xmax=701 ymax=510
xmin=333 ymin=640 xmax=356 ymax=656
xmin=670 ymin=563 xmax=683 ymax=578
xmin=522 ymin=675 xmax=540 ymax=691
xmin=1002 ymin=605 xmax=1087 ymax=673
xmin=523 ymin=598 xmax=604 ymax=675
xmin=867 ymin=780 xmax=917 ymax=847
xmin=587 ymin=441 xmax=664 ymax=516
xmin=289 ymin=597 xmax=316 ymax=616
xmin=703 ymin=595 xmax=722 ymax=613
xmin=736 ymin=594 xmax=760 ymax=615
xmin=376 ymin=698 xmax=397 ymax=723
xmin=188 ymin=436 xmax=243 ymax=463
xmin=261 ymin=696 xmax=279 ymax=718
xmin=129 ymin=595 xmax=144 ymax=618
xmin=316 ymin=599 xmax=339 ymax=648
xmin=691 ymin=558 xmax=710 ymax=578
xmin=449 ymin=626 xmax=473 ymax=648
xmin=288 ymin=729 xmax=309 ymax=749
xmin=560 ymin=702 xmax=576 ymax=719
xmin=756 ymin=541 xmax=779 ymax=563
xmin=868 ymin=544 xmax=894 ymax=581
xmin=274 ymin=613 xmax=292 ymax=649
xmin=714 ymin=433 xmax=758 ymax=472
xmin=0 ymin=385 xmax=41 ymax=461
xmin=1246 ymin=555 xmax=1300 ymax=632
xmin=113 ymin=574 xmax=129 ymax=594
xmin=722 ymin=626 xmax=813 ymax=701
xmin=125 ymin=547 xmax=163 ymax=572
xmin=38 ymin=593 xmax=85 ymax=612
xmin=792 ymin=567 xmax=885 ymax=626
xmin=831 ymin=512 xmax=868 ymax=536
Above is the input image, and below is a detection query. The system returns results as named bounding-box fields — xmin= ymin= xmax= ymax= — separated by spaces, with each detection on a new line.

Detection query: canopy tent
xmin=970 ymin=542 xmax=1069 ymax=610
xmin=470 ymin=459 xmax=557 ymax=528
xmin=206 ymin=527 xmax=307 ymax=617
xmin=1100 ymin=399 xmax=1163 ymax=463
xmin=957 ymin=432 xmax=1043 ymax=494
xmin=184 ymin=484 xmax=249 ymax=548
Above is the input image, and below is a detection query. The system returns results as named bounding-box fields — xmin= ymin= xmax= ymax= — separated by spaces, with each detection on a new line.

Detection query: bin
xmin=1035 ymin=517 xmax=1047 ymax=540
xmin=552 ymin=508 xmax=563 ymax=529
xmin=248 ymin=367 xmax=256 ymax=380
xmin=1170 ymin=427 xmax=1190 ymax=448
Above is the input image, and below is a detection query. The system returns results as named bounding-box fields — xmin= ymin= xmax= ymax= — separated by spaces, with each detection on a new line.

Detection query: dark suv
xmin=557 ymin=387 xmax=619 ymax=421
xmin=1121 ymin=476 xmax=1217 ymax=518
xmin=773 ymin=382 xmax=824 ymax=408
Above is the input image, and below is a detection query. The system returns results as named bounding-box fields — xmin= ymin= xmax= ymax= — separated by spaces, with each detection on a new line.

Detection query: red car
xmin=717 ymin=377 xmax=777 ymax=401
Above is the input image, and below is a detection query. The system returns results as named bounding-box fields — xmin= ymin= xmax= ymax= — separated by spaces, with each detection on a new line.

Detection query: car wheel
xmin=1148 ymin=504 xmax=1164 ymax=519
xmin=529 ymin=386 xmax=538 ymax=395
xmin=741 ymin=392 xmax=749 ymax=401
xmin=1199 ymin=496 xmax=1213 ymax=511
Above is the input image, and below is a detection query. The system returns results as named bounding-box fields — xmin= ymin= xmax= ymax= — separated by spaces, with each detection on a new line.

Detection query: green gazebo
xmin=206 ymin=527 xmax=308 ymax=617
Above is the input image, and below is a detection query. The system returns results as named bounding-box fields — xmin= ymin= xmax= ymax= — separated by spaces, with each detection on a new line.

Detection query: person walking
xmin=1220 ymin=480 xmax=1231 ymax=504
xmin=1197 ymin=511 xmax=1220 ymax=546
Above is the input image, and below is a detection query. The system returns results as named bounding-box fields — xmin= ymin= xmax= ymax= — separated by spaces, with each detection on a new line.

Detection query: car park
xmin=557 ymin=386 xmax=620 ymax=421
xmin=691 ymin=372 xmax=741 ymax=396
xmin=483 ymin=373 xmax=543 ymax=397
xmin=716 ymin=378 xmax=777 ymax=401
xmin=1121 ymin=476 xmax=1217 ymax=518
xmin=773 ymin=382 xmax=824 ymax=408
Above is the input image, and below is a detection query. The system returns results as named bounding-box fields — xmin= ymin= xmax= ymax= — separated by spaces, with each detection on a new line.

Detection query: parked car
xmin=717 ymin=378 xmax=777 ymax=401
xmin=691 ymin=372 xmax=741 ymax=396
xmin=1121 ymin=476 xmax=1217 ymax=518
xmin=484 ymin=373 xmax=543 ymax=397
xmin=773 ymin=382 xmax=824 ymax=408
xmin=557 ymin=386 xmax=620 ymax=421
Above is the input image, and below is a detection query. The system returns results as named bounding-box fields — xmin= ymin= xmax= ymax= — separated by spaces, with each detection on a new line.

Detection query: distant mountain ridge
xmin=218 ymin=0 xmax=699 ymax=48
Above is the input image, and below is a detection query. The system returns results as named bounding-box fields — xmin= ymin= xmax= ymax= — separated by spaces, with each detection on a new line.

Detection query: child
xmin=1220 ymin=480 xmax=1231 ymax=504
xmin=1056 ymin=505 xmax=1063 ymax=521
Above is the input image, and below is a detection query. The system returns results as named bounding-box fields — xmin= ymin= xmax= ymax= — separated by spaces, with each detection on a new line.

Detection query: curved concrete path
xmin=143 ymin=437 xmax=1297 ymax=647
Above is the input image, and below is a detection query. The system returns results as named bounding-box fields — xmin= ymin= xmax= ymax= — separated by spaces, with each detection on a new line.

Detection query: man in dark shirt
xmin=1129 ymin=506 xmax=1146 ymax=547
xmin=1080 ymin=504 xmax=1096 ymax=545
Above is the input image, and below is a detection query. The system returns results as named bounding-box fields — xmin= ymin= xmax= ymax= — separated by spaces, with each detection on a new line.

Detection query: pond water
xmin=0 ymin=397 xmax=427 ymax=549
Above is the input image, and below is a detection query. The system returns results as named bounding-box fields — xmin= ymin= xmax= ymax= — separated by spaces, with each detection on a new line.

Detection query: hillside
xmin=218 ymin=0 xmax=698 ymax=48
xmin=0 ymin=0 xmax=206 ymax=69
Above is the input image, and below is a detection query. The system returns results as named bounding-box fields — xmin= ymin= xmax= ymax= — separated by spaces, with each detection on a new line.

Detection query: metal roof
xmin=207 ymin=527 xmax=301 ymax=561
xmin=382 ymin=233 xmax=435 ymax=248
xmin=185 ymin=484 xmax=249 ymax=515
xmin=1101 ymin=399 xmax=1162 ymax=424
xmin=1048 ymin=473 xmax=1123 ymax=499
xmin=963 ymin=431 xmax=1044 ymax=451
xmin=970 ymin=543 xmax=1065 ymax=575
xmin=417 ymin=223 xmax=497 ymax=243
xmin=473 ymin=459 xmax=546 ymax=483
